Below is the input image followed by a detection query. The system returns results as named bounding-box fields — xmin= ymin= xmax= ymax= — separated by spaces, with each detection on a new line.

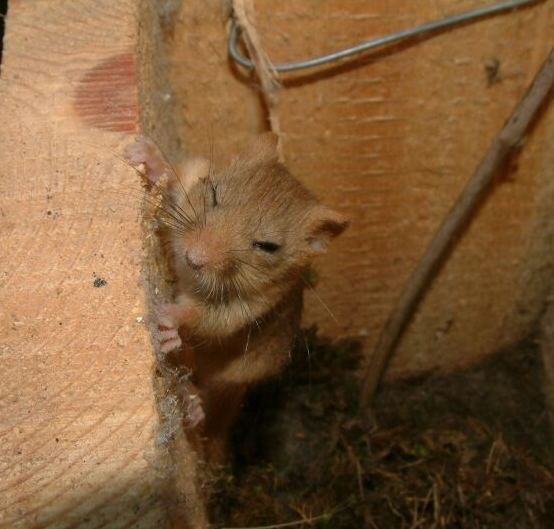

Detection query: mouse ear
xmin=305 ymin=206 xmax=349 ymax=254
xmin=239 ymin=132 xmax=279 ymax=164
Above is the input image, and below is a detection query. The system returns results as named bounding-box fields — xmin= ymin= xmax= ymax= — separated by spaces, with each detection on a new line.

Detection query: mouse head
xmin=163 ymin=133 xmax=348 ymax=305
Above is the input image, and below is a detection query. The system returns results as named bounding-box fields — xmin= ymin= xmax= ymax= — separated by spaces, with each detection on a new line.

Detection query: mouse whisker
xmin=142 ymin=139 xmax=202 ymax=226
xmin=234 ymin=271 xmax=275 ymax=312
xmin=201 ymin=274 xmax=217 ymax=302
xmin=216 ymin=285 xmax=223 ymax=303
xmin=226 ymin=248 xmax=253 ymax=255
xmin=159 ymin=209 xmax=193 ymax=232
xmin=231 ymin=278 xmax=247 ymax=316
xmin=301 ymin=276 xmax=339 ymax=324
xmin=201 ymin=182 xmax=208 ymax=228
xmin=231 ymin=277 xmax=260 ymax=335
xmin=122 ymin=134 xmax=199 ymax=226
xmin=164 ymin=195 xmax=194 ymax=220
xmin=179 ymin=181 xmax=202 ymax=226
xmin=157 ymin=203 xmax=195 ymax=229
xmin=243 ymin=325 xmax=252 ymax=355
xmin=107 ymin=188 xmax=194 ymax=232
xmin=107 ymin=188 xmax=159 ymax=212
xmin=156 ymin=220 xmax=187 ymax=235
xmin=231 ymin=257 xmax=265 ymax=275
xmin=106 ymin=189 xmax=191 ymax=231
xmin=236 ymin=264 xmax=286 ymax=296
xmin=157 ymin=209 xmax=191 ymax=232
xmin=104 ymin=190 xmax=192 ymax=233
xmin=132 ymin=192 xmax=190 ymax=226
xmin=162 ymin=196 xmax=196 ymax=227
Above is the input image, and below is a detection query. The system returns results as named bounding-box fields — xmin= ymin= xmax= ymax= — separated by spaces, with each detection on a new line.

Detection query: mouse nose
xmin=185 ymin=247 xmax=207 ymax=271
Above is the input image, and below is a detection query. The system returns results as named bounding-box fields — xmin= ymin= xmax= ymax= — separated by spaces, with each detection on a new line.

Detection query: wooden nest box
xmin=0 ymin=1 xmax=552 ymax=527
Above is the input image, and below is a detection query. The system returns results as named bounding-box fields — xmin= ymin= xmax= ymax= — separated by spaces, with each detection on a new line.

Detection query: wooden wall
xmin=166 ymin=0 xmax=554 ymax=378
xmin=0 ymin=2 xmax=172 ymax=527
xmin=0 ymin=1 xmax=551 ymax=527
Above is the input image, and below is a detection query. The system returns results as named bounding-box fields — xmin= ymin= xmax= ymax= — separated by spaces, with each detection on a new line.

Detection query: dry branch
xmin=360 ymin=47 xmax=554 ymax=408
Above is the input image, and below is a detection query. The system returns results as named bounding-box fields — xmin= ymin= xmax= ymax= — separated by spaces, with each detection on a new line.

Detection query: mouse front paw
xmin=158 ymin=327 xmax=182 ymax=354
xmin=184 ymin=391 xmax=205 ymax=429
xmin=176 ymin=377 xmax=205 ymax=429
xmin=153 ymin=303 xmax=184 ymax=354
xmin=152 ymin=300 xmax=198 ymax=355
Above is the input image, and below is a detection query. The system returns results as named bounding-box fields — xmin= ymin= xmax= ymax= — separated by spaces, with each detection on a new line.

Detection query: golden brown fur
xmin=125 ymin=133 xmax=348 ymax=461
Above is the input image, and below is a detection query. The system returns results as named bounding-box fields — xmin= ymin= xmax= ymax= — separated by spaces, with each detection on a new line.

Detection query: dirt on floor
xmin=209 ymin=328 xmax=554 ymax=529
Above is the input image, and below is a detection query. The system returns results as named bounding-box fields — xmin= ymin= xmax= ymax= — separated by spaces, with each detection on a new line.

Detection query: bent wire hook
xmin=228 ymin=0 xmax=542 ymax=73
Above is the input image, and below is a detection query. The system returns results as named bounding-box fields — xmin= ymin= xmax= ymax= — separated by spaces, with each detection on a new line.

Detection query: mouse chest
xmin=184 ymin=329 xmax=254 ymax=383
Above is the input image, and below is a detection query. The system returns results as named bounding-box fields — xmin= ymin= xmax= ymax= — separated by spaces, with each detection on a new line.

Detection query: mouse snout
xmin=184 ymin=228 xmax=235 ymax=275
xmin=185 ymin=247 xmax=208 ymax=271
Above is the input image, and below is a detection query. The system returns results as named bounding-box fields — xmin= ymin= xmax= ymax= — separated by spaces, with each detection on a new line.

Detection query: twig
xmin=359 ymin=47 xmax=554 ymax=408
xmin=342 ymin=436 xmax=366 ymax=500
xmin=221 ymin=511 xmax=332 ymax=529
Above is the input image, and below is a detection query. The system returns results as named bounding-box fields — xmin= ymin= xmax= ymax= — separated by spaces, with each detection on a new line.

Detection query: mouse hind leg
xmin=201 ymin=383 xmax=246 ymax=464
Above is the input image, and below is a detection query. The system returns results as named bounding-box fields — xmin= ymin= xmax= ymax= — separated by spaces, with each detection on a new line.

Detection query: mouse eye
xmin=253 ymin=241 xmax=280 ymax=254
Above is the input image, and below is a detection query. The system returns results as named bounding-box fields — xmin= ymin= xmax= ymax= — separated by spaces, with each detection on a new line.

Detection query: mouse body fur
xmin=125 ymin=133 xmax=348 ymax=460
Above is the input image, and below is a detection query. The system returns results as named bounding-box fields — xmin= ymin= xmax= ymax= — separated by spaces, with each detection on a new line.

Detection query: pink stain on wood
xmin=74 ymin=52 xmax=138 ymax=133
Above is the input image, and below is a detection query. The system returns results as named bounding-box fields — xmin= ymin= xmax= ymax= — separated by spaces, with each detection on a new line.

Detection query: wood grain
xmin=361 ymin=47 xmax=554 ymax=405
xmin=168 ymin=0 xmax=554 ymax=379
xmin=0 ymin=2 xmax=169 ymax=527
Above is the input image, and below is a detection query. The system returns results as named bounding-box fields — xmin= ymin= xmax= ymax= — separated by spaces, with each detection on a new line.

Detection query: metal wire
xmin=229 ymin=0 xmax=541 ymax=73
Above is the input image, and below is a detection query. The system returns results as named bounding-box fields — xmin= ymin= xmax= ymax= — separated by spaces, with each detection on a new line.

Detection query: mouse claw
xmin=153 ymin=303 xmax=184 ymax=354
xmin=184 ymin=392 xmax=205 ymax=429
xmin=178 ymin=378 xmax=205 ymax=429
xmin=159 ymin=329 xmax=182 ymax=354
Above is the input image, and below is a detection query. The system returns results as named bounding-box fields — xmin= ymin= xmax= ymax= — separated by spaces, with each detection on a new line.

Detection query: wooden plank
xmin=0 ymin=2 xmax=170 ymax=527
xmin=168 ymin=0 xmax=554 ymax=378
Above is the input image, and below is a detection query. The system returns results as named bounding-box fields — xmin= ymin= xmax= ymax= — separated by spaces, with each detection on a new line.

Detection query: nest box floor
xmin=211 ymin=332 xmax=554 ymax=528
